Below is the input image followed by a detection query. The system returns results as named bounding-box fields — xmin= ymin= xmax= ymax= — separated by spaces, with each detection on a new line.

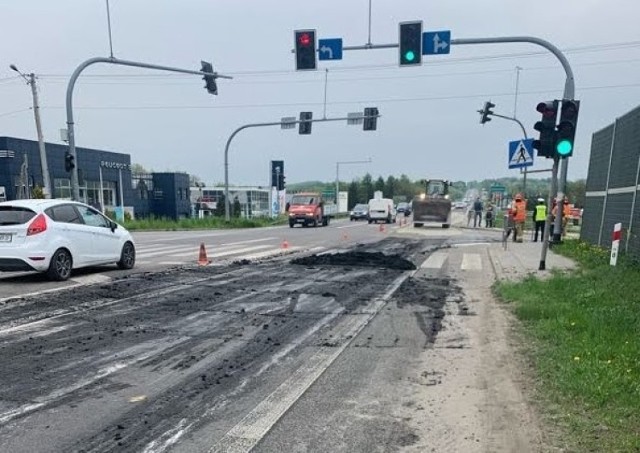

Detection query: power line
xmin=38 ymin=82 xmax=640 ymax=112
xmin=0 ymin=108 xmax=32 ymax=118
xmin=35 ymin=39 xmax=640 ymax=80
xmin=35 ymin=57 xmax=640 ymax=87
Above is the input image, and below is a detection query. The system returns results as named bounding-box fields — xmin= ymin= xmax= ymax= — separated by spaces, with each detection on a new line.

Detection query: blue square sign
xmin=422 ymin=31 xmax=451 ymax=55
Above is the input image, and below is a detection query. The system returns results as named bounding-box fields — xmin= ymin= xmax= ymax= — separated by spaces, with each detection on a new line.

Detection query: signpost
xmin=318 ymin=38 xmax=343 ymax=61
xmin=422 ymin=31 xmax=451 ymax=55
xmin=508 ymin=138 xmax=534 ymax=169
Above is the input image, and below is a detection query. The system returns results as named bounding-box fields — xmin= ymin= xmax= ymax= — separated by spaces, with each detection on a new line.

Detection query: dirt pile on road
xmin=291 ymin=251 xmax=417 ymax=271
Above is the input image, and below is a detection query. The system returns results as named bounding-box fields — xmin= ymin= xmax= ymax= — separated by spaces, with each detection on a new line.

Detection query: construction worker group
xmin=507 ymin=193 xmax=571 ymax=243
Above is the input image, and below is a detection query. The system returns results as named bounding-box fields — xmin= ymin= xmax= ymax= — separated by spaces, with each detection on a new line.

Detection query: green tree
xmin=360 ymin=173 xmax=374 ymax=202
xmin=566 ymin=179 xmax=586 ymax=207
xmin=348 ymin=180 xmax=360 ymax=209
xmin=385 ymin=176 xmax=397 ymax=199
xmin=232 ymin=197 xmax=242 ymax=218
xmin=374 ymin=176 xmax=385 ymax=194
xmin=214 ymin=193 xmax=226 ymax=217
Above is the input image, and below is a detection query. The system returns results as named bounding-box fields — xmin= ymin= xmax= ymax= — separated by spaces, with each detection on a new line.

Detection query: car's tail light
xmin=27 ymin=214 xmax=47 ymax=236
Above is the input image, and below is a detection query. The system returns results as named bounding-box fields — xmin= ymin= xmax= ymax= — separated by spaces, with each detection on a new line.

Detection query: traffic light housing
xmin=271 ymin=160 xmax=284 ymax=188
xmin=363 ymin=107 xmax=379 ymax=131
xmin=299 ymin=111 xmax=312 ymax=135
xmin=532 ymin=100 xmax=559 ymax=158
xmin=399 ymin=21 xmax=422 ymax=66
xmin=64 ymin=151 xmax=75 ymax=172
xmin=556 ymin=100 xmax=580 ymax=158
xmin=200 ymin=61 xmax=218 ymax=95
xmin=294 ymin=30 xmax=317 ymax=71
xmin=279 ymin=175 xmax=286 ymax=191
xmin=480 ymin=101 xmax=495 ymax=125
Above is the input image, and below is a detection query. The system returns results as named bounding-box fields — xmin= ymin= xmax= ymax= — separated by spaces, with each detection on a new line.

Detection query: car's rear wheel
xmin=47 ymin=248 xmax=72 ymax=281
xmin=117 ymin=241 xmax=136 ymax=270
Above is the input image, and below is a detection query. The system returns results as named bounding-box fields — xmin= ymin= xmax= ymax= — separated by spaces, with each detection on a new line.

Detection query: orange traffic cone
xmin=198 ymin=242 xmax=210 ymax=266
xmin=379 ymin=223 xmax=385 ymax=233
xmin=281 ymin=239 xmax=289 ymax=250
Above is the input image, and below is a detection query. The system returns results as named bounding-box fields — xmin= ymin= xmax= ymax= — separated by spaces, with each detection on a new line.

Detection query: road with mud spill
xmin=0 ymin=237 xmax=468 ymax=452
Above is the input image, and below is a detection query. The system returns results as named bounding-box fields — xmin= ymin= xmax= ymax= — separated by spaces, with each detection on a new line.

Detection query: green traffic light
xmin=556 ymin=139 xmax=573 ymax=156
xmin=404 ymin=50 xmax=416 ymax=62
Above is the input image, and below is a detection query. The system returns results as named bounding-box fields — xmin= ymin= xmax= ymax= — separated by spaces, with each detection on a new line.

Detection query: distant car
xmin=0 ymin=199 xmax=135 ymax=281
xmin=396 ymin=202 xmax=412 ymax=216
xmin=453 ymin=201 xmax=467 ymax=210
xmin=350 ymin=204 xmax=369 ymax=221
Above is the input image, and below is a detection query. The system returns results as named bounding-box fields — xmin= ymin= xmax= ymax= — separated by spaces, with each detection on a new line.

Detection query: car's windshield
xmin=354 ymin=204 xmax=368 ymax=210
xmin=290 ymin=196 xmax=315 ymax=205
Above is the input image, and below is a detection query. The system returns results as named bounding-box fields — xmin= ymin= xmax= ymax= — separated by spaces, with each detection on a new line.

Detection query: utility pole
xmin=11 ymin=65 xmax=51 ymax=198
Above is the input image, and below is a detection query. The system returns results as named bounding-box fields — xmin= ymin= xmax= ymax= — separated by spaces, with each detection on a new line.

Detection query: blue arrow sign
xmin=508 ymin=138 xmax=535 ymax=169
xmin=422 ymin=31 xmax=451 ymax=55
xmin=318 ymin=38 xmax=343 ymax=61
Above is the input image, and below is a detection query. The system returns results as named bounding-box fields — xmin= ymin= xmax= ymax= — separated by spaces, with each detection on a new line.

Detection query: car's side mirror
xmin=110 ymin=221 xmax=118 ymax=232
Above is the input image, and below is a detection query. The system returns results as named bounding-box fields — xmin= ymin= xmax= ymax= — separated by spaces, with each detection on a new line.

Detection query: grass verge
xmin=119 ymin=216 xmax=288 ymax=231
xmin=494 ymin=240 xmax=640 ymax=452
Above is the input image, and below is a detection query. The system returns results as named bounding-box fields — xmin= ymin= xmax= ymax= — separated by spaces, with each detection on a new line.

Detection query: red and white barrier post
xmin=610 ymin=223 xmax=622 ymax=266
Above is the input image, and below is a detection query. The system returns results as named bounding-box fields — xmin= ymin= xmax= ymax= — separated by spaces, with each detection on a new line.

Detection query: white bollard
xmin=610 ymin=223 xmax=622 ymax=266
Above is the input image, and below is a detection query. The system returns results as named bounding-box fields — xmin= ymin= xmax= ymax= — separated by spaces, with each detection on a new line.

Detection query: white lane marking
xmin=0 ymin=284 xmax=82 ymax=304
xmin=208 ymin=272 xmax=410 ymax=453
xmin=71 ymin=274 xmax=112 ymax=285
xmin=0 ymin=347 xmax=168 ymax=425
xmin=144 ymin=296 xmax=342 ymax=453
xmin=452 ymin=242 xmax=492 ymax=248
xmin=157 ymin=261 xmax=185 ymax=266
xmin=461 ymin=253 xmax=483 ymax=270
xmin=0 ymin=274 xmax=225 ymax=335
xmin=420 ymin=252 xmax=448 ymax=269
xmin=171 ymin=245 xmax=272 ymax=259
xmin=142 ymin=418 xmax=193 ymax=453
xmin=336 ymin=223 xmax=369 ymax=229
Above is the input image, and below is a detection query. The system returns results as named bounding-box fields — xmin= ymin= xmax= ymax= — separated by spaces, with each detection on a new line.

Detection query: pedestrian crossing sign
xmin=508 ymin=138 xmax=534 ymax=169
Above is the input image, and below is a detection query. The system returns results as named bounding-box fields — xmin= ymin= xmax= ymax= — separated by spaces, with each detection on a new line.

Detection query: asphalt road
xmin=0 ymin=212 xmax=506 ymax=452
xmin=0 ymin=216 xmax=408 ymax=301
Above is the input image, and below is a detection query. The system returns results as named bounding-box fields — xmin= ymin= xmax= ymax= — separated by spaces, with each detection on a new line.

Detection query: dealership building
xmin=0 ymin=136 xmax=190 ymax=219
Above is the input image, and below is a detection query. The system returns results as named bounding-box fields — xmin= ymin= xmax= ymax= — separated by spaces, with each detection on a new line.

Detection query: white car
xmin=0 ymin=199 xmax=135 ymax=281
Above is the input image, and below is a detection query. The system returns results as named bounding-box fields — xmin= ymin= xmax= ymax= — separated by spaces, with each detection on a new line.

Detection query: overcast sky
xmin=1 ymin=0 xmax=639 ymax=186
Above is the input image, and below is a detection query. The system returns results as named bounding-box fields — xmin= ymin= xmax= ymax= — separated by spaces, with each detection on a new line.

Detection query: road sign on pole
xmin=280 ymin=117 xmax=296 ymax=129
xmin=508 ymin=138 xmax=534 ymax=169
xmin=318 ymin=38 xmax=343 ymax=61
xmin=347 ymin=112 xmax=364 ymax=125
xmin=422 ymin=31 xmax=451 ymax=55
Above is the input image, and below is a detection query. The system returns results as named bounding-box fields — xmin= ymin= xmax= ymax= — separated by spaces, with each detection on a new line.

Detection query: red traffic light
xmin=298 ymin=33 xmax=312 ymax=47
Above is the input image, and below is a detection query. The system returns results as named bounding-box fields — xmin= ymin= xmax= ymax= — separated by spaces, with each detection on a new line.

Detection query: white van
xmin=368 ymin=198 xmax=396 ymax=224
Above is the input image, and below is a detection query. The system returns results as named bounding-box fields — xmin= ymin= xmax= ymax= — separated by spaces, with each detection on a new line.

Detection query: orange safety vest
xmin=512 ymin=200 xmax=526 ymax=222
xmin=563 ymin=203 xmax=571 ymax=217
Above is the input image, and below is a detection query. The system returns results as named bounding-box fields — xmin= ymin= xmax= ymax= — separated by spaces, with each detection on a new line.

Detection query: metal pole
xmin=105 ymin=0 xmax=115 ymax=58
xmin=118 ymin=168 xmax=124 ymax=207
xmin=224 ymin=116 xmax=379 ymax=220
xmin=335 ymin=162 xmax=340 ymax=206
xmin=539 ymin=157 xmax=559 ymax=270
xmin=98 ymin=165 xmax=105 ymax=213
xmin=323 ymin=69 xmax=329 ymax=120
xmin=29 ymin=74 xmax=51 ymax=198
xmin=367 ymin=0 xmax=373 ymax=46
xmin=513 ymin=66 xmax=522 ymax=118
xmin=65 ymin=56 xmax=232 ymax=201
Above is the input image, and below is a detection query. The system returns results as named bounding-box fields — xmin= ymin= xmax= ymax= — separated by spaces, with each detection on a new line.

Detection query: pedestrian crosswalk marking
xmin=461 ymin=253 xmax=482 ymax=270
xmin=421 ymin=252 xmax=448 ymax=269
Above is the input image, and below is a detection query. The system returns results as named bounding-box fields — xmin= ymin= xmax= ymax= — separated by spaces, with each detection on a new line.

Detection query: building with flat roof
xmin=0 ymin=136 xmax=190 ymax=219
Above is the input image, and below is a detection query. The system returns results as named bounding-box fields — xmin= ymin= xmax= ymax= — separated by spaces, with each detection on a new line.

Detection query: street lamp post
xmin=336 ymin=158 xmax=372 ymax=211
xmin=10 ymin=65 xmax=51 ymax=198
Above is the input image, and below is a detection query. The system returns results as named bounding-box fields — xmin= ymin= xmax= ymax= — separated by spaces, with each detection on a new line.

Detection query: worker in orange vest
xmin=511 ymin=193 xmax=527 ymax=243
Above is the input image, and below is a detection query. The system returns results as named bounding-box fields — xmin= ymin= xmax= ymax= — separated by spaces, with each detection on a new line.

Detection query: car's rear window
xmin=0 ymin=206 xmax=37 ymax=225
